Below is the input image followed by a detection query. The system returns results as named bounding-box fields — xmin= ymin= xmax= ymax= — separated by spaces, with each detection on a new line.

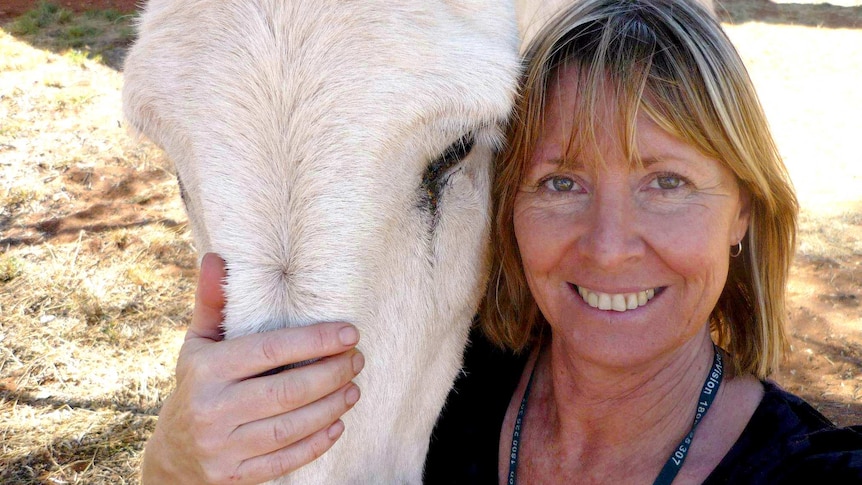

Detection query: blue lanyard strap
xmin=507 ymin=345 xmax=724 ymax=485
xmin=653 ymin=346 xmax=723 ymax=485
xmin=507 ymin=361 xmax=536 ymax=485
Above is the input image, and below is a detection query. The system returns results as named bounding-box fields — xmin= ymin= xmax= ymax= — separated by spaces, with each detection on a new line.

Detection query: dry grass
xmin=1 ymin=1 xmax=861 ymax=483
xmin=3 ymin=2 xmax=135 ymax=69
xmin=1 ymin=6 xmax=193 ymax=483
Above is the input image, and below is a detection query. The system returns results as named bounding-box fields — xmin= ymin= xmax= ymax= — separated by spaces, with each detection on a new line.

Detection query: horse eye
xmin=421 ymin=133 xmax=475 ymax=216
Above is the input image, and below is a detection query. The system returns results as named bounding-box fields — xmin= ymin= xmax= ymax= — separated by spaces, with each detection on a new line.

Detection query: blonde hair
xmin=482 ymin=0 xmax=798 ymax=378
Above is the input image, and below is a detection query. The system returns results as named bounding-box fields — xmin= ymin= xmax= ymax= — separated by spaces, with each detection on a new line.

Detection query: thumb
xmin=187 ymin=252 xmax=227 ymax=342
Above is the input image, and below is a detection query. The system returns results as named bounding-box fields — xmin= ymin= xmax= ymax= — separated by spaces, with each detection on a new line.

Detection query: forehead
xmin=533 ymin=64 xmax=629 ymax=166
xmin=532 ymin=64 xmax=716 ymax=173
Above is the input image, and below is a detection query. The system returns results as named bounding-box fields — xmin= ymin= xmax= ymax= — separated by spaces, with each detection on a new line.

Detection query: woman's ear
xmin=732 ymin=185 xmax=752 ymax=245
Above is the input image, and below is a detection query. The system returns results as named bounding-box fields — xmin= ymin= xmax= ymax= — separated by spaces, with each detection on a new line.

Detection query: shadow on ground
xmin=0 ymin=392 xmax=153 ymax=483
xmin=1 ymin=166 xmax=183 ymax=247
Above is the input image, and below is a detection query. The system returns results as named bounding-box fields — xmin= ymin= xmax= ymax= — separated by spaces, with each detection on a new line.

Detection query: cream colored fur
xmin=123 ymin=0 xmax=520 ymax=483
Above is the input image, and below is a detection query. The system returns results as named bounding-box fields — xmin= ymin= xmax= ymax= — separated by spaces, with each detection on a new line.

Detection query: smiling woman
xmin=487 ymin=1 xmax=800 ymax=379
xmin=425 ymin=0 xmax=862 ymax=483
xmin=514 ymin=99 xmax=751 ymax=371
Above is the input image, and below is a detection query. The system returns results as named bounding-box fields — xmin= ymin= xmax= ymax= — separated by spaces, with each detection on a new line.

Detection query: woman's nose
xmin=576 ymin=187 xmax=644 ymax=270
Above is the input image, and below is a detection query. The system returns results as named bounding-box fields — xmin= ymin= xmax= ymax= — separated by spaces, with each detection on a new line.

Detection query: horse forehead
xmin=158 ymin=0 xmax=518 ymax=127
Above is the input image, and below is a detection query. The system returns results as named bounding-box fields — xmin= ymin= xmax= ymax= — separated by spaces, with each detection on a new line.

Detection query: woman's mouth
xmin=573 ymin=284 xmax=660 ymax=312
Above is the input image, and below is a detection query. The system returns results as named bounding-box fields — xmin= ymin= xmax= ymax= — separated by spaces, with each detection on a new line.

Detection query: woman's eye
xmin=542 ymin=175 xmax=578 ymax=192
xmin=651 ymin=174 xmax=686 ymax=190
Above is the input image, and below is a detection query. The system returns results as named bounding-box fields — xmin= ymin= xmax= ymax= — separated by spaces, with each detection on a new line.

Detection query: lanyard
xmin=507 ymin=361 xmax=537 ymax=485
xmin=507 ymin=346 xmax=724 ymax=485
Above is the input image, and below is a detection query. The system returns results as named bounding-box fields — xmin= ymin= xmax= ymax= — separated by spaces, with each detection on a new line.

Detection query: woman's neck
xmin=537 ymin=328 xmax=717 ymax=471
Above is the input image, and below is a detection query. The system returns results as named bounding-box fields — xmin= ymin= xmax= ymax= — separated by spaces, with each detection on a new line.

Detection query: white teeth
xmin=598 ymin=293 xmax=612 ymax=310
xmin=626 ymin=293 xmax=638 ymax=310
xmin=611 ymin=294 xmax=627 ymax=312
xmin=577 ymin=285 xmax=657 ymax=312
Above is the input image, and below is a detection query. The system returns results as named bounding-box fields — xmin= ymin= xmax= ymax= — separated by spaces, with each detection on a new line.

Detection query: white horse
xmin=123 ymin=0 xmax=520 ymax=483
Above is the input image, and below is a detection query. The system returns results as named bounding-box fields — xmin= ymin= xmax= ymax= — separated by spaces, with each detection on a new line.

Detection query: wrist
xmin=140 ymin=429 xmax=178 ymax=484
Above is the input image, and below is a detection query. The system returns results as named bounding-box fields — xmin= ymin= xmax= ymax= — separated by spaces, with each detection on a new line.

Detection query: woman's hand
xmin=142 ymin=253 xmax=364 ymax=484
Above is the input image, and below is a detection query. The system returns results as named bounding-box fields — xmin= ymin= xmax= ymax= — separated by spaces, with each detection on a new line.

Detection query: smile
xmin=574 ymin=285 xmax=657 ymax=312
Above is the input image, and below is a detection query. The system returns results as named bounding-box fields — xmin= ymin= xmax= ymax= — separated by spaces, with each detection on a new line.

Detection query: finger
xmin=223 ymin=349 xmax=364 ymax=423
xmin=187 ymin=252 xmax=227 ymax=342
xmin=209 ymin=322 xmax=361 ymax=381
xmin=232 ymin=419 xmax=346 ymax=484
xmin=229 ymin=382 xmax=360 ymax=459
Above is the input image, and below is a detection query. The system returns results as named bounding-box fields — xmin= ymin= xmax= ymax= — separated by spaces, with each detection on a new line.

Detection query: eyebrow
xmin=639 ymin=156 xmax=664 ymax=168
xmin=639 ymin=153 xmax=706 ymax=168
xmin=538 ymin=154 xmax=697 ymax=175
xmin=536 ymin=156 xmax=586 ymax=171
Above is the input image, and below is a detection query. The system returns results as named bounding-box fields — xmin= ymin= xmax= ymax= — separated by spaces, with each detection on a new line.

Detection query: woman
xmin=142 ymin=0 xmax=862 ymax=483
xmin=425 ymin=0 xmax=862 ymax=483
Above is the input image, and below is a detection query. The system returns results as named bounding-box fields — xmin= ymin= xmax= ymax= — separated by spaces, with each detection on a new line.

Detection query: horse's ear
xmin=438 ymin=0 xmax=518 ymax=29
xmin=121 ymin=30 xmax=163 ymax=146
xmin=122 ymin=87 xmax=186 ymax=169
xmin=122 ymin=93 xmax=154 ymax=141
xmin=514 ymin=0 xmax=571 ymax=51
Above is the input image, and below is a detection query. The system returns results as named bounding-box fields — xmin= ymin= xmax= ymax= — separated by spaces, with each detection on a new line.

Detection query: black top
xmin=425 ymin=330 xmax=862 ymax=484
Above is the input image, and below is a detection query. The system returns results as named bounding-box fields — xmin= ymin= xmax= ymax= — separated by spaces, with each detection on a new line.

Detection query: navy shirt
xmin=425 ymin=330 xmax=862 ymax=484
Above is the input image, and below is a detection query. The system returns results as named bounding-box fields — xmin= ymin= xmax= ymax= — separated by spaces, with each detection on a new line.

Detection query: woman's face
xmin=514 ymin=67 xmax=750 ymax=366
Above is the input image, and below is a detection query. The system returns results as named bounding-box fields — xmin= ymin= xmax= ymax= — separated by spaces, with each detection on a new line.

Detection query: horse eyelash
xmin=421 ymin=133 xmax=476 ymax=216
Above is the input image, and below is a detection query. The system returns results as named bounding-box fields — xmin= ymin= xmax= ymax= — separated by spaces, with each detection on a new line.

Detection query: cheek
xmin=513 ymin=207 xmax=572 ymax=320
xmin=513 ymin=208 xmax=539 ymax=275
xmin=653 ymin=216 xmax=732 ymax=299
xmin=513 ymin=205 xmax=572 ymax=280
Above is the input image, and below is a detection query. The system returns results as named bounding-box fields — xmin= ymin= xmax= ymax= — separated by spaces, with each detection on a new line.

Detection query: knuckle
xmin=312 ymin=325 xmax=330 ymax=353
xmin=189 ymin=397 xmax=222 ymax=429
xmin=200 ymin=466 xmax=224 ymax=484
xmin=187 ymin=416 xmax=212 ymax=442
xmin=202 ymin=465 xmax=236 ymax=485
xmin=335 ymin=352 xmax=359 ymax=383
xmin=269 ymin=376 xmax=305 ymax=411
xmin=312 ymin=355 xmax=353 ymax=398
xmin=272 ymin=417 xmax=298 ymax=446
xmin=308 ymin=430 xmax=334 ymax=460
xmin=190 ymin=429 xmax=221 ymax=457
xmin=188 ymin=419 xmax=230 ymax=456
xmin=322 ymin=390 xmax=349 ymax=422
xmin=269 ymin=452 xmax=297 ymax=479
xmin=259 ymin=337 xmax=283 ymax=368
xmin=185 ymin=348 xmax=230 ymax=383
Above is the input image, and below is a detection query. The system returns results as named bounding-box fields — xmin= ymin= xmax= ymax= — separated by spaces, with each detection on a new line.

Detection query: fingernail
xmin=339 ymin=326 xmax=359 ymax=346
xmin=327 ymin=420 xmax=345 ymax=440
xmin=352 ymin=351 xmax=365 ymax=374
xmin=345 ymin=384 xmax=360 ymax=405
